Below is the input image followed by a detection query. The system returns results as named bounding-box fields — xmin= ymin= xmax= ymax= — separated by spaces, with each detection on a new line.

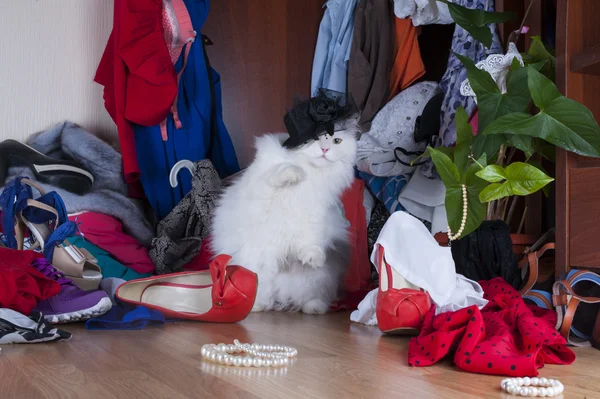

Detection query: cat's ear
xmin=335 ymin=113 xmax=362 ymax=139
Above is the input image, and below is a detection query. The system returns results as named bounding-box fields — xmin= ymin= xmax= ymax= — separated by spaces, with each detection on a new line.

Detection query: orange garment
xmin=388 ymin=18 xmax=426 ymax=101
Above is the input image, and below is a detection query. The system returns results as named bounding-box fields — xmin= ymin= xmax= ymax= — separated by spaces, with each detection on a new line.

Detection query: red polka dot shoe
xmin=376 ymin=246 xmax=432 ymax=334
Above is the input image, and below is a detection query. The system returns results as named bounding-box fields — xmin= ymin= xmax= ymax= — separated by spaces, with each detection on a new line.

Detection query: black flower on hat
xmin=283 ymin=89 xmax=352 ymax=149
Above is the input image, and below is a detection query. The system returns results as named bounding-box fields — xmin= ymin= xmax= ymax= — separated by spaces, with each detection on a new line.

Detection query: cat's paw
xmin=268 ymin=164 xmax=306 ymax=187
xmin=298 ymin=246 xmax=326 ymax=268
xmin=302 ymin=299 xmax=329 ymax=315
xmin=251 ymin=302 xmax=267 ymax=312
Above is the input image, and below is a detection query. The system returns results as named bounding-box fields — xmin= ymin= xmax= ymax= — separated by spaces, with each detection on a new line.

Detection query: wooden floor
xmin=1 ymin=312 xmax=599 ymax=399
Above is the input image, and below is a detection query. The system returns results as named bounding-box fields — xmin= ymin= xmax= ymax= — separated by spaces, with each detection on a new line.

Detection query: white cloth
xmin=351 ymin=211 xmax=488 ymax=325
xmin=350 ymin=289 xmax=378 ymax=325
xmin=398 ymin=171 xmax=447 ymax=234
xmin=460 ymin=43 xmax=524 ymax=102
xmin=356 ymin=82 xmax=442 ymax=177
xmin=394 ymin=0 xmax=453 ymax=26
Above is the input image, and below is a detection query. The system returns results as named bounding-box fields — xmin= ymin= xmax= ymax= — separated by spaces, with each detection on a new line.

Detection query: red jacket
xmin=95 ymin=0 xmax=177 ymax=196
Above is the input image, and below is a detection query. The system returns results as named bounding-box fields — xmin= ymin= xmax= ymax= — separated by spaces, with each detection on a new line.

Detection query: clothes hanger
xmin=169 ymin=160 xmax=196 ymax=188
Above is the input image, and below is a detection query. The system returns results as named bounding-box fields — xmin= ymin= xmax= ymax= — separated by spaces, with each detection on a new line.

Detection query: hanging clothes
xmin=394 ymin=0 xmax=453 ymax=26
xmin=311 ymin=0 xmax=359 ymax=96
xmin=438 ymin=0 xmax=502 ymax=146
xmin=348 ymin=0 xmax=395 ymax=127
xmin=95 ymin=0 xmax=179 ymax=197
xmin=408 ymin=278 xmax=576 ymax=376
xmin=356 ymin=81 xmax=441 ymax=177
xmin=133 ymin=0 xmax=240 ymax=220
xmin=388 ymin=18 xmax=425 ymax=100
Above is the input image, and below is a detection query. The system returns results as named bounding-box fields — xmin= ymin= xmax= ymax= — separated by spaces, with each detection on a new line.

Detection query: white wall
xmin=0 ymin=0 xmax=117 ymax=145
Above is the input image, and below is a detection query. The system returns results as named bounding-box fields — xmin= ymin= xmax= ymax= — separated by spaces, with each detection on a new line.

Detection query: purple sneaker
xmin=32 ymin=258 xmax=112 ymax=324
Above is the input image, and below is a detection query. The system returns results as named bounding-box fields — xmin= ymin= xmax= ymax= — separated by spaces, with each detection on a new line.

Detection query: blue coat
xmin=134 ymin=0 xmax=239 ymax=220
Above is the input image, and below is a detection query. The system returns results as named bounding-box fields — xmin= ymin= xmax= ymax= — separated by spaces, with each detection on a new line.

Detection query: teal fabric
xmin=68 ymin=236 xmax=151 ymax=281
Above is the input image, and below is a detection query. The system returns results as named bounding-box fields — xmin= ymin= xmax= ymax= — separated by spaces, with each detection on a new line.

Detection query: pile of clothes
xmin=312 ymin=0 xmax=502 ymax=237
xmin=0 ymin=122 xmax=215 ymax=340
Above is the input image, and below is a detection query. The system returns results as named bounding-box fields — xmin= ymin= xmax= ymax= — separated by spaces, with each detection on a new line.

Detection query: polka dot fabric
xmin=408 ymin=277 xmax=575 ymax=376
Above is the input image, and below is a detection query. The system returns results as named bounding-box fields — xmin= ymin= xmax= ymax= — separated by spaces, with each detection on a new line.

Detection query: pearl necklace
xmin=447 ymin=184 xmax=468 ymax=241
xmin=501 ymin=377 xmax=564 ymax=397
xmin=201 ymin=339 xmax=298 ymax=368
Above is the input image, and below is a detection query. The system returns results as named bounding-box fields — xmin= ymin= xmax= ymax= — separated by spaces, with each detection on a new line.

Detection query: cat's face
xmin=295 ymin=129 xmax=358 ymax=168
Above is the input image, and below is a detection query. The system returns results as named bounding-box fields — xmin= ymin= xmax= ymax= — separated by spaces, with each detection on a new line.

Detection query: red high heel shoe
xmin=376 ymin=246 xmax=432 ymax=334
xmin=116 ymin=254 xmax=257 ymax=323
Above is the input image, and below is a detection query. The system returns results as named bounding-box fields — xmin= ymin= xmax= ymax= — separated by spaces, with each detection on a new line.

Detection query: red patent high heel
xmin=116 ymin=254 xmax=258 ymax=323
xmin=376 ymin=245 xmax=432 ymax=334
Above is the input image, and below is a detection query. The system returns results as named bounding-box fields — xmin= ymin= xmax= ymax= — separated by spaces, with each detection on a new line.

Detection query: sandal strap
xmin=519 ymin=242 xmax=555 ymax=296
xmin=552 ymin=271 xmax=600 ymax=346
xmin=20 ymin=178 xmax=47 ymax=196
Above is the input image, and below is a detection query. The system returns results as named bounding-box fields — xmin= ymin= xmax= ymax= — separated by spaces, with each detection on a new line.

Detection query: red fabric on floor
xmin=70 ymin=212 xmax=155 ymax=274
xmin=94 ymin=0 xmax=177 ymax=196
xmin=408 ymin=277 xmax=575 ymax=376
xmin=0 ymin=248 xmax=60 ymax=315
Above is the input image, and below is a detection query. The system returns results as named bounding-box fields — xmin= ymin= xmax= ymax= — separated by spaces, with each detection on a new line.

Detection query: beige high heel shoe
xmin=14 ymin=181 xmax=102 ymax=291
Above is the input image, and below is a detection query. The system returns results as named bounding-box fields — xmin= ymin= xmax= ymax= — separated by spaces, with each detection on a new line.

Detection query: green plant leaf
xmin=438 ymin=0 xmax=515 ymax=48
xmin=484 ymin=67 xmax=600 ymax=157
xmin=532 ymin=138 xmax=556 ymax=162
xmin=479 ymin=183 xmax=513 ymax=203
xmin=454 ymin=106 xmax=474 ymax=174
xmin=476 ymin=165 xmax=506 ymax=183
xmin=522 ymin=36 xmax=556 ymax=80
xmin=477 ymin=162 xmax=554 ymax=202
xmin=509 ymin=135 xmax=533 ymax=158
xmin=445 ymin=154 xmax=488 ymax=238
xmin=457 ymin=55 xmax=532 ymax=159
xmin=411 ymin=146 xmax=455 ymax=166
xmin=429 ymin=147 xmax=460 ymax=185
xmin=527 ymin=159 xmax=552 ymax=197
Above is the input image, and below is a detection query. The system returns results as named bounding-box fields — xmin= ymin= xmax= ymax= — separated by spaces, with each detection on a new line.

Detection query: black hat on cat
xmin=283 ymin=90 xmax=353 ymax=149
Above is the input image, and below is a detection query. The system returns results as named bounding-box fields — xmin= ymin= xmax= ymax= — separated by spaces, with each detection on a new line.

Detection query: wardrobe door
xmin=555 ymin=0 xmax=600 ymax=274
xmin=203 ymin=0 xmax=325 ymax=168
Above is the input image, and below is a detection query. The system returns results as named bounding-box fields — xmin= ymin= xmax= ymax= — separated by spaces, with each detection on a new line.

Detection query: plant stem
xmin=500 ymin=197 xmax=509 ymax=221
xmin=507 ymin=0 xmax=537 ymax=49
xmin=496 ymin=145 xmax=507 ymax=167
xmin=506 ymin=196 xmax=519 ymax=226
xmin=505 ymin=147 xmax=517 ymax=165
xmin=487 ymin=201 xmax=495 ymax=220
xmin=517 ymin=206 xmax=528 ymax=234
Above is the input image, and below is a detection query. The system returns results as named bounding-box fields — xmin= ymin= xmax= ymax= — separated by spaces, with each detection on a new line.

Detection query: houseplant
xmin=428 ymin=1 xmax=600 ymax=246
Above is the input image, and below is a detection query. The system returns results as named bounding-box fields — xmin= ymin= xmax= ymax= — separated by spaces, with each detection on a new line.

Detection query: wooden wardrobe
xmin=555 ymin=0 xmax=600 ymax=275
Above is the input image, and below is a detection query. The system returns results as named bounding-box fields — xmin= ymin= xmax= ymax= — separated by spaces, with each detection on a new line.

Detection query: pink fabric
xmin=469 ymin=110 xmax=479 ymax=135
xmin=69 ymin=212 xmax=155 ymax=274
xmin=159 ymin=0 xmax=196 ymax=141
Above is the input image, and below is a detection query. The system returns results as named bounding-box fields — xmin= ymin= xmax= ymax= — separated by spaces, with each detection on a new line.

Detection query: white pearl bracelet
xmin=201 ymin=339 xmax=298 ymax=368
xmin=501 ymin=377 xmax=564 ymax=397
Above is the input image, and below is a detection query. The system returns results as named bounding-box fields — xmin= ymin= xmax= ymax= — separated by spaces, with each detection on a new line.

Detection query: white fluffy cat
xmin=211 ymin=119 xmax=358 ymax=314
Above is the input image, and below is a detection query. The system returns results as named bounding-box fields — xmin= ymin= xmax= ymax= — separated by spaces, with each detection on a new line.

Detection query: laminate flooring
xmin=1 ymin=312 xmax=599 ymax=399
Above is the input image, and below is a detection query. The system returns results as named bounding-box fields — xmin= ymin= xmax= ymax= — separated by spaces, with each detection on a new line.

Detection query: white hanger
xmin=169 ymin=160 xmax=196 ymax=188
